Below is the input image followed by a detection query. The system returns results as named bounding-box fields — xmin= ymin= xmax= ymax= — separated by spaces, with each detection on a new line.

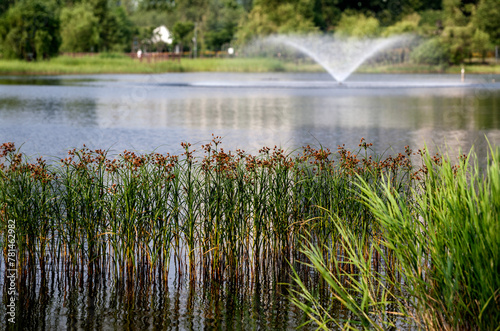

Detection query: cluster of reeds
xmin=3 ymin=138 xmax=497 ymax=328
xmin=0 ymin=137 xmax=417 ymax=285
xmin=291 ymin=145 xmax=500 ymax=330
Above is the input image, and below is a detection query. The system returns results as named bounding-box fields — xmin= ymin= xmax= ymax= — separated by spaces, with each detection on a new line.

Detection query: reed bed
xmin=0 ymin=137 xmax=413 ymax=280
xmin=2 ymin=137 xmax=497 ymax=329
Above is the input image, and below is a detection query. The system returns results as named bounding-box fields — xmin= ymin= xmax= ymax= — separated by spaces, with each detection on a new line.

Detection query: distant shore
xmin=0 ymin=55 xmax=499 ymax=76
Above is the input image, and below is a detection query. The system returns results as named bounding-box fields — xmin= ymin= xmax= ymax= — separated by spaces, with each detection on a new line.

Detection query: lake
xmin=1 ymin=72 xmax=499 ymax=160
xmin=1 ymin=72 xmax=500 ymax=330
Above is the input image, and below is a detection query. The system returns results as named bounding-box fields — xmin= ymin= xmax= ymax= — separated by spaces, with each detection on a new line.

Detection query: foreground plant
xmin=291 ymin=146 xmax=500 ymax=329
xmin=0 ymin=138 xmax=416 ymax=283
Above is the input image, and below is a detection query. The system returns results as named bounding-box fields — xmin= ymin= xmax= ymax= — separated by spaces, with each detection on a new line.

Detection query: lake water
xmin=1 ymin=72 xmax=500 ymax=161
xmin=1 ymin=72 xmax=500 ymax=330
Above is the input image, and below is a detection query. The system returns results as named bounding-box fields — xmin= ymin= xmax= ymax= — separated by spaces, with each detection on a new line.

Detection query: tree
xmin=235 ymin=0 xmax=317 ymax=44
xmin=169 ymin=0 xmax=210 ymax=23
xmin=60 ymin=2 xmax=100 ymax=52
xmin=138 ymin=0 xmax=176 ymax=11
xmin=382 ymin=13 xmax=421 ymax=36
xmin=0 ymin=0 xmax=60 ymax=60
xmin=442 ymin=0 xmax=477 ymax=26
xmin=410 ymin=37 xmax=449 ymax=65
xmin=172 ymin=21 xmax=195 ymax=52
xmin=441 ymin=24 xmax=474 ymax=64
xmin=335 ymin=12 xmax=380 ymax=37
xmin=203 ymin=0 xmax=242 ymax=51
xmin=311 ymin=0 xmax=342 ymax=31
xmin=471 ymin=28 xmax=491 ymax=62
xmin=103 ymin=6 xmax=134 ymax=51
xmin=418 ymin=10 xmax=444 ymax=36
xmin=74 ymin=0 xmax=134 ymax=52
xmin=0 ymin=0 xmax=16 ymax=14
xmin=474 ymin=0 xmax=500 ymax=46
xmin=240 ymin=0 xmax=253 ymax=12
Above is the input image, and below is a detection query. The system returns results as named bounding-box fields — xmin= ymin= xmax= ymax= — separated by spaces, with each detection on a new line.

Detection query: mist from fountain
xmin=266 ymin=34 xmax=409 ymax=83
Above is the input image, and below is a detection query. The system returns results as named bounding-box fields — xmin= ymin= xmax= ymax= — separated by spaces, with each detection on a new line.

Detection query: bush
xmin=410 ymin=37 xmax=449 ymax=65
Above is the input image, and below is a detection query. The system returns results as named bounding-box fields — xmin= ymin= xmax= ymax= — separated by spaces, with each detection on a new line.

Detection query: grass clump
xmin=290 ymin=146 xmax=500 ymax=330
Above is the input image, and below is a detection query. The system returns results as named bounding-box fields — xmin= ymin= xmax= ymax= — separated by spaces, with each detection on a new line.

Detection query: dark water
xmin=1 ymin=72 xmax=500 ymax=330
xmin=2 ymin=268 xmax=309 ymax=330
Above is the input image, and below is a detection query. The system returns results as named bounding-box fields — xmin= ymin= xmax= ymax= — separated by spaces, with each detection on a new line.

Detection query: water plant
xmin=1 ymin=138 xmax=497 ymax=329
xmin=290 ymin=145 xmax=500 ymax=329
xmin=0 ymin=138 xmax=410 ymax=277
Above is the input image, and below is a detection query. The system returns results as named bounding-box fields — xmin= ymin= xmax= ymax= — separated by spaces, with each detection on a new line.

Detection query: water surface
xmin=1 ymin=72 xmax=499 ymax=160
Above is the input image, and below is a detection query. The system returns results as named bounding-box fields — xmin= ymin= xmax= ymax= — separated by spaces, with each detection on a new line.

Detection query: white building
xmin=152 ymin=26 xmax=173 ymax=45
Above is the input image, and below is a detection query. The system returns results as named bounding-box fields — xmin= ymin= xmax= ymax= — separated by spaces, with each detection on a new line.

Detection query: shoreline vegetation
xmin=0 ymin=55 xmax=499 ymax=76
xmin=1 ymin=138 xmax=499 ymax=329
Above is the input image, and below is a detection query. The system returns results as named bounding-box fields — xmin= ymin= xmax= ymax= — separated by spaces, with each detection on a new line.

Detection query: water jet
xmin=266 ymin=34 xmax=410 ymax=83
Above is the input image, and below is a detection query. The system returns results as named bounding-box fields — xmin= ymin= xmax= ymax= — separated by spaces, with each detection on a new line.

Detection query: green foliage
xmin=85 ymin=0 xmax=107 ymax=23
xmin=203 ymin=0 xmax=242 ymax=51
xmin=138 ymin=0 xmax=176 ymax=11
xmin=80 ymin=0 xmax=134 ymax=52
xmin=474 ymin=0 xmax=500 ymax=46
xmin=0 ymin=138 xmax=416 ymax=281
xmin=0 ymin=0 xmax=496 ymax=62
xmin=313 ymin=0 xmax=341 ymax=30
xmin=172 ymin=21 xmax=195 ymax=51
xmin=235 ymin=0 xmax=318 ymax=44
xmin=103 ymin=6 xmax=134 ymax=52
xmin=0 ymin=0 xmax=61 ymax=60
xmin=272 ymin=2 xmax=318 ymax=34
xmin=471 ymin=28 xmax=491 ymax=61
xmin=335 ymin=12 xmax=380 ymax=37
xmin=0 ymin=56 xmax=325 ymax=75
xmin=382 ymin=13 xmax=421 ymax=36
xmin=129 ymin=9 xmax=173 ymax=28
xmin=442 ymin=0 xmax=476 ymax=27
xmin=442 ymin=24 xmax=474 ymax=64
xmin=0 ymin=0 xmax=16 ymax=13
xmin=204 ymin=30 xmax=232 ymax=51
xmin=291 ymin=146 xmax=500 ymax=329
xmin=167 ymin=0 xmax=210 ymax=23
xmin=418 ymin=9 xmax=444 ymax=36
xmin=361 ymin=147 xmax=500 ymax=329
xmin=411 ymin=37 xmax=450 ymax=65
xmin=60 ymin=3 xmax=100 ymax=52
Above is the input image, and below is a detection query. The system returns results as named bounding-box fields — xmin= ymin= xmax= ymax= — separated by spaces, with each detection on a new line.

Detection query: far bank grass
xmin=359 ymin=62 xmax=500 ymax=74
xmin=0 ymin=55 xmax=322 ymax=75
xmin=0 ymin=54 xmax=499 ymax=75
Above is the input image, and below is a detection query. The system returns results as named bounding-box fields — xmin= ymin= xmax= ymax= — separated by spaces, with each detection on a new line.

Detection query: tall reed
xmin=290 ymin=146 xmax=500 ymax=329
xmin=2 ymin=138 xmax=416 ymax=283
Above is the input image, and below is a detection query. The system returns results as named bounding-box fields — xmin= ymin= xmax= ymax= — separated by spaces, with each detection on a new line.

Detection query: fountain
xmin=157 ymin=33 xmax=481 ymax=89
xmin=266 ymin=34 xmax=409 ymax=83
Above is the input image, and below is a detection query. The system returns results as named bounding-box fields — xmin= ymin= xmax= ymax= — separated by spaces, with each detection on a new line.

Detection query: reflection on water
xmin=1 ymin=254 xmax=318 ymax=330
xmin=1 ymin=73 xmax=500 ymax=329
xmin=0 ymin=76 xmax=100 ymax=86
xmin=1 ymin=73 xmax=499 ymax=160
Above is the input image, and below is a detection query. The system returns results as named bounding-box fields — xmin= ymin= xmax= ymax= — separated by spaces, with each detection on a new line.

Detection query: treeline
xmin=0 ymin=0 xmax=498 ymax=65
